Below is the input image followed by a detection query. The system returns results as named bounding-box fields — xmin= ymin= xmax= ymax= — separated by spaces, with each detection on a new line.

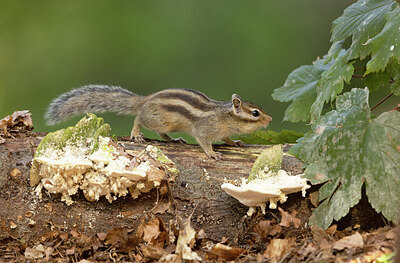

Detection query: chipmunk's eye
xmin=251 ymin=110 xmax=259 ymax=117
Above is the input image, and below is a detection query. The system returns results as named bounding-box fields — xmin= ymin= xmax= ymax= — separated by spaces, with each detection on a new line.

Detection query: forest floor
xmin=0 ymin=199 xmax=397 ymax=263
xmin=0 ymin=111 xmax=397 ymax=262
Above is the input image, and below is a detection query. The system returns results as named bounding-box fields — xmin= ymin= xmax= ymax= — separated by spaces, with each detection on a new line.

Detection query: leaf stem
xmin=371 ymin=93 xmax=394 ymax=111
xmin=352 ymin=75 xmax=363 ymax=78
xmin=390 ymin=104 xmax=400 ymax=112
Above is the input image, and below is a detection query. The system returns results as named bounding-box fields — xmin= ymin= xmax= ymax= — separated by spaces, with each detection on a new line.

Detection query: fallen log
xmin=0 ymin=132 xmax=304 ymax=242
xmin=0 ymin=132 xmax=382 ymax=246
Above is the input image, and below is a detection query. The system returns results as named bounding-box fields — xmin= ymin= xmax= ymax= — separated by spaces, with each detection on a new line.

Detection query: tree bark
xmin=0 ymin=132 xmax=307 ymax=244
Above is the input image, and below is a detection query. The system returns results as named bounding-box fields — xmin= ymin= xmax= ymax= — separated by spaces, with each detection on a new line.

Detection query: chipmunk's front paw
xmin=130 ymin=134 xmax=146 ymax=143
xmin=208 ymin=151 xmax=223 ymax=160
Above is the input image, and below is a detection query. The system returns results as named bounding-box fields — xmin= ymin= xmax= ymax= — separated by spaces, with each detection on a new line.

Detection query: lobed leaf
xmin=363 ymin=69 xmax=391 ymax=92
xmin=331 ymin=0 xmax=396 ymax=42
xmin=363 ymin=111 xmax=400 ymax=221
xmin=311 ymin=50 xmax=355 ymax=120
xmin=366 ymin=7 xmax=400 ymax=74
xmin=290 ymin=88 xmax=400 ymax=229
xmin=324 ymin=41 xmax=344 ymax=65
xmin=272 ymin=58 xmax=332 ymax=122
xmin=387 ymin=58 xmax=400 ymax=95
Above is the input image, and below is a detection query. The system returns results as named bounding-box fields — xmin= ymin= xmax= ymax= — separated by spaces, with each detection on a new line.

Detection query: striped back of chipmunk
xmin=147 ymin=89 xmax=225 ymax=121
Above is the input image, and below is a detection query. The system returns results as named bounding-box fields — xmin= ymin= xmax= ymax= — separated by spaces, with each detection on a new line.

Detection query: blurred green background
xmin=1 ymin=1 xmax=358 ymax=140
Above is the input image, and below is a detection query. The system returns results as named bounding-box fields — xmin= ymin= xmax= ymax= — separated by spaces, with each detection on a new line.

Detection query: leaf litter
xmin=0 ymin=110 xmax=33 ymax=144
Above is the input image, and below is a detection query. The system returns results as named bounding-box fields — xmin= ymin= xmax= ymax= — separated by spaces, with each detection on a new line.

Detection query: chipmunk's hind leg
xmin=196 ymin=137 xmax=222 ymax=160
xmin=159 ymin=133 xmax=187 ymax=144
xmin=222 ymin=137 xmax=244 ymax=146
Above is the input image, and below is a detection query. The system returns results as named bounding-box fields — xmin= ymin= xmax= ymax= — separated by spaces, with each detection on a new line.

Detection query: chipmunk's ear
xmin=232 ymin=94 xmax=242 ymax=114
xmin=232 ymin=94 xmax=242 ymax=107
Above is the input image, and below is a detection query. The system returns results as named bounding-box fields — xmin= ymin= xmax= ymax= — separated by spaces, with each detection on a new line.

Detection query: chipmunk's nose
xmin=263 ymin=115 xmax=272 ymax=126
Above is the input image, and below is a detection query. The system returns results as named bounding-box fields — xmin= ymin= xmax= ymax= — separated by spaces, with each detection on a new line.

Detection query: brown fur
xmin=46 ymin=85 xmax=272 ymax=159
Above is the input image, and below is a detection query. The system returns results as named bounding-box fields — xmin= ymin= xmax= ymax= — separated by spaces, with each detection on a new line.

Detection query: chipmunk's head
xmin=230 ymin=94 xmax=272 ymax=133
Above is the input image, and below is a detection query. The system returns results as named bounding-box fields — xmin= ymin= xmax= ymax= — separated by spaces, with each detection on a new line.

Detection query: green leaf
xmin=290 ymin=88 xmax=400 ymax=229
xmin=330 ymin=0 xmax=397 ymax=61
xmin=390 ymin=80 xmax=400 ymax=95
xmin=348 ymin=0 xmax=397 ymax=60
xmin=234 ymin=129 xmax=304 ymax=145
xmin=363 ymin=69 xmax=391 ymax=92
xmin=366 ymin=6 xmax=400 ymax=74
xmin=387 ymin=57 xmax=400 ymax=95
xmin=364 ymin=56 xmax=400 ymax=94
xmin=310 ymin=50 xmax=355 ymax=120
xmin=331 ymin=0 xmax=396 ymax=42
xmin=272 ymin=58 xmax=332 ymax=122
xmin=324 ymin=41 xmax=344 ymax=65
xmin=363 ymin=111 xmax=400 ymax=221
xmin=282 ymin=94 xmax=316 ymax=122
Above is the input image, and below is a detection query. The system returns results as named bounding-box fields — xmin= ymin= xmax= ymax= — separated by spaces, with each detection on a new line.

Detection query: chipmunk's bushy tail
xmin=45 ymin=85 xmax=142 ymax=125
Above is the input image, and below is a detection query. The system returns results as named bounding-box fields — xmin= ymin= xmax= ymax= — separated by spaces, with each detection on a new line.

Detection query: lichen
xmin=248 ymin=145 xmax=283 ymax=182
xmin=30 ymin=113 xmax=178 ymax=205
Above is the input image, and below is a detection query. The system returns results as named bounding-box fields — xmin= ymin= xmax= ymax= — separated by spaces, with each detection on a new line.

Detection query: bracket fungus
xmin=221 ymin=145 xmax=309 ymax=216
xmin=30 ymin=114 xmax=178 ymax=205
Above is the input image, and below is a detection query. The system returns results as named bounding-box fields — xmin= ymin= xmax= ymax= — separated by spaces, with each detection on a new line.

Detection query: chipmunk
xmin=45 ymin=85 xmax=272 ymax=159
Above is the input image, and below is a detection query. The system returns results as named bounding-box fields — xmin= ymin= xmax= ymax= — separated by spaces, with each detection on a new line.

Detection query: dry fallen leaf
xmin=326 ymin=224 xmax=337 ymax=236
xmin=158 ymin=254 xmax=180 ymax=263
xmin=0 ymin=110 xmax=33 ymax=136
xmin=24 ymin=246 xmax=44 ymax=260
xmin=197 ymin=229 xmax=207 ymax=240
xmin=65 ymin=247 xmax=75 ymax=255
xmin=254 ymin=220 xmax=273 ymax=239
xmin=140 ymin=244 xmax=167 ymax=260
xmin=153 ymin=201 xmax=172 ymax=215
xmin=385 ymin=229 xmax=396 ymax=240
xmin=297 ymin=243 xmax=316 ymax=258
xmin=175 ymin=216 xmax=202 ymax=261
xmin=137 ymin=217 xmax=168 ymax=249
xmin=279 ymin=207 xmax=301 ymax=228
xmin=143 ymin=218 xmax=161 ymax=244
xmin=59 ymin=231 xmax=69 ymax=240
xmin=253 ymin=220 xmax=282 ymax=240
xmin=24 ymin=244 xmax=52 ymax=261
xmin=311 ymin=226 xmax=332 ymax=250
xmin=270 ymin=225 xmax=283 ymax=236
xmin=70 ymin=229 xmax=91 ymax=245
xmin=309 ymin=191 xmax=319 ymax=207
xmin=333 ymin=232 xmax=364 ymax=251
xmin=105 ymin=227 xmax=138 ymax=252
xmin=263 ymin=237 xmax=295 ymax=263
xmin=211 ymin=243 xmax=247 ymax=261
xmin=133 ymin=253 xmax=143 ymax=262
xmin=96 ymin=232 xmax=107 ymax=241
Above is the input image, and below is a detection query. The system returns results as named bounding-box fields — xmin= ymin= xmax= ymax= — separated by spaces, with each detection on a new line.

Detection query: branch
xmin=371 ymin=93 xmax=394 ymax=111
